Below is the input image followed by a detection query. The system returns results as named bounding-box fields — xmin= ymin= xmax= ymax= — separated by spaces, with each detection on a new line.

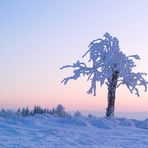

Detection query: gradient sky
xmin=0 ymin=0 xmax=148 ymax=112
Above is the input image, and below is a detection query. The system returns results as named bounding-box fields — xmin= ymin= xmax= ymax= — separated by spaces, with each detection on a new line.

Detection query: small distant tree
xmin=55 ymin=104 xmax=66 ymax=117
xmin=0 ymin=109 xmax=6 ymax=117
xmin=46 ymin=108 xmax=51 ymax=114
xmin=21 ymin=107 xmax=26 ymax=117
xmin=88 ymin=113 xmax=93 ymax=118
xmin=51 ymin=108 xmax=56 ymax=115
xmin=74 ymin=111 xmax=82 ymax=117
xmin=61 ymin=33 xmax=148 ymax=117
xmin=21 ymin=107 xmax=30 ymax=117
xmin=32 ymin=106 xmax=44 ymax=115
xmin=17 ymin=108 xmax=21 ymax=113
xmin=1 ymin=108 xmax=6 ymax=114
xmin=25 ymin=107 xmax=30 ymax=116
xmin=42 ymin=108 xmax=46 ymax=114
xmin=17 ymin=108 xmax=21 ymax=116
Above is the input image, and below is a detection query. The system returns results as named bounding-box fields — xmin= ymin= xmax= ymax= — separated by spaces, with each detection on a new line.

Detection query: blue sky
xmin=0 ymin=1 xmax=148 ymax=112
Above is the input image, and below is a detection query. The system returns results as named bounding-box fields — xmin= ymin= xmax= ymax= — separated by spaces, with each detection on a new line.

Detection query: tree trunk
xmin=106 ymin=71 xmax=119 ymax=117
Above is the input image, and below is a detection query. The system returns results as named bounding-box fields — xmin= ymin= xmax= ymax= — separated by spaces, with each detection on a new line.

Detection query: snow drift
xmin=0 ymin=115 xmax=148 ymax=148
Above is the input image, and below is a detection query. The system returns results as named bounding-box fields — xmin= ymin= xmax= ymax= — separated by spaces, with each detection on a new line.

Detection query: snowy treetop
xmin=61 ymin=33 xmax=148 ymax=96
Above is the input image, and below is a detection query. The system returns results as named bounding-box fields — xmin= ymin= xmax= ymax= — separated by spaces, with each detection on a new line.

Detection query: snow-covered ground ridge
xmin=0 ymin=115 xmax=148 ymax=148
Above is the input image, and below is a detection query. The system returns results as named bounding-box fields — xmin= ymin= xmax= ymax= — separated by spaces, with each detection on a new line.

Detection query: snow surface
xmin=0 ymin=115 xmax=148 ymax=148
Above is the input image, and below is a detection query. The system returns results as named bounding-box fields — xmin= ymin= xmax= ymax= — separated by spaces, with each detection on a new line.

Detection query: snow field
xmin=0 ymin=115 xmax=148 ymax=148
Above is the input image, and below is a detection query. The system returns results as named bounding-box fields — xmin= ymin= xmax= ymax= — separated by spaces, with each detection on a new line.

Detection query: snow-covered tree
xmin=21 ymin=107 xmax=30 ymax=117
xmin=55 ymin=104 xmax=67 ymax=117
xmin=32 ymin=106 xmax=44 ymax=115
xmin=88 ymin=113 xmax=93 ymax=118
xmin=16 ymin=108 xmax=21 ymax=116
xmin=21 ymin=108 xmax=26 ymax=117
xmin=74 ymin=111 xmax=82 ymax=117
xmin=61 ymin=33 xmax=148 ymax=117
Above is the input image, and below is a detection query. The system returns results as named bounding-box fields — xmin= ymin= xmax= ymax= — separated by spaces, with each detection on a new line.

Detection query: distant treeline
xmin=0 ymin=104 xmax=93 ymax=118
xmin=0 ymin=104 xmax=68 ymax=117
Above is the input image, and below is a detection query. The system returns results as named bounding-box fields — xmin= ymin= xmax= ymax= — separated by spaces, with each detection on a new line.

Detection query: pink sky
xmin=0 ymin=1 xmax=148 ymax=112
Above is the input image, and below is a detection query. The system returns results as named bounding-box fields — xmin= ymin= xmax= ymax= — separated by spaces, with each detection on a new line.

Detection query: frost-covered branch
xmin=61 ymin=32 xmax=148 ymax=97
xmin=60 ymin=60 xmax=92 ymax=85
xmin=122 ymin=72 xmax=148 ymax=96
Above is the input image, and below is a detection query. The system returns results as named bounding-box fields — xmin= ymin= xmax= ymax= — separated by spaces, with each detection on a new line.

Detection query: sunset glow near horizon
xmin=0 ymin=1 xmax=148 ymax=112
